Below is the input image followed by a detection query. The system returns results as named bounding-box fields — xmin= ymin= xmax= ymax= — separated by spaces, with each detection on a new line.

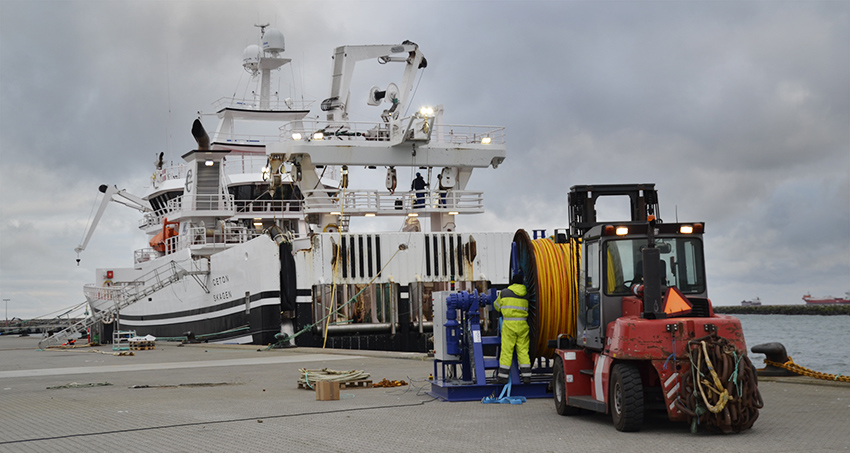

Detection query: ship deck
xmin=1 ymin=335 xmax=847 ymax=452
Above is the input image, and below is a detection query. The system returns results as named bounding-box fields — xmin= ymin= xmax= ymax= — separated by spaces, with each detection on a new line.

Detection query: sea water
xmin=735 ymin=314 xmax=850 ymax=376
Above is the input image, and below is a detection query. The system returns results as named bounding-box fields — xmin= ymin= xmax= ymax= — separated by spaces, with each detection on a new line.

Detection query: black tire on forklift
xmin=553 ymin=355 xmax=580 ymax=416
xmin=610 ymin=362 xmax=644 ymax=432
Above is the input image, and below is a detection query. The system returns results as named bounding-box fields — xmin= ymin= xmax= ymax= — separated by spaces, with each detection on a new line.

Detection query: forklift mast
xmin=568 ymin=184 xmax=659 ymax=239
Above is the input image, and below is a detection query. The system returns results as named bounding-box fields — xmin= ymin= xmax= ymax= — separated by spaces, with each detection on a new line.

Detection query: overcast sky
xmin=1 ymin=0 xmax=848 ymax=320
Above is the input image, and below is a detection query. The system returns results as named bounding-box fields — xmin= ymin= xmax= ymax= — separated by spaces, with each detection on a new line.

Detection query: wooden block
xmin=315 ymin=381 xmax=339 ymax=401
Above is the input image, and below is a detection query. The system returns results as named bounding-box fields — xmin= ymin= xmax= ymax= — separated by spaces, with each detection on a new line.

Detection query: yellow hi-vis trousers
xmin=498 ymin=320 xmax=531 ymax=378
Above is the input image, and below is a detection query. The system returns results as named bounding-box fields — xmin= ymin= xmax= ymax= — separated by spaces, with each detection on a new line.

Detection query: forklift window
xmin=586 ymin=241 xmax=599 ymax=289
xmin=604 ymin=238 xmax=706 ymax=296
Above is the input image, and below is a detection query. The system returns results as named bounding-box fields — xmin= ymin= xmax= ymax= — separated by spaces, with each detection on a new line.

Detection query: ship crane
xmin=75 ymin=184 xmax=153 ymax=264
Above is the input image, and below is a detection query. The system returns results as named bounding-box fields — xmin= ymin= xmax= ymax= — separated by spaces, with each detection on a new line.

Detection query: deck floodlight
xmin=291 ymin=132 xmax=302 ymax=141
xmin=481 ymin=137 xmax=491 ymax=145
xmin=312 ymin=132 xmax=324 ymax=141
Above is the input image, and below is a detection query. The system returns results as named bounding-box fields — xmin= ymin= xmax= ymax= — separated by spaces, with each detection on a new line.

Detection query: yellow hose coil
xmin=513 ymin=230 xmax=580 ymax=359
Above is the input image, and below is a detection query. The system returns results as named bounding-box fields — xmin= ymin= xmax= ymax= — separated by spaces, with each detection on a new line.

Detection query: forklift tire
xmin=553 ymin=355 xmax=580 ymax=416
xmin=610 ymin=362 xmax=644 ymax=432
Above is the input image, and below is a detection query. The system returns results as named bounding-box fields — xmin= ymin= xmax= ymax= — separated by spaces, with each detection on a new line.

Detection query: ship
xmin=802 ymin=292 xmax=850 ymax=305
xmin=741 ymin=297 xmax=762 ymax=306
xmin=62 ymin=25 xmax=511 ymax=351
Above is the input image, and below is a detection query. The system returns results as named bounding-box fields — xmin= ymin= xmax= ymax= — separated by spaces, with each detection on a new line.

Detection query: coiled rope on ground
xmin=513 ymin=230 xmax=579 ymax=359
xmin=763 ymin=357 xmax=849 ymax=382
xmin=678 ymin=335 xmax=763 ymax=433
xmin=298 ymin=368 xmax=370 ymax=389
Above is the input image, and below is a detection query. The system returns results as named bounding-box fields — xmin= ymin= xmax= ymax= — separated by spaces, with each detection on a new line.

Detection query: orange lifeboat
xmin=150 ymin=218 xmax=180 ymax=253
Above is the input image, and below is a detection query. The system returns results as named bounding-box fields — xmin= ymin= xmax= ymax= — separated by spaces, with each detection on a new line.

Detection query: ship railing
xmin=209 ymin=132 xmax=280 ymax=149
xmin=221 ymin=154 xmax=269 ymax=175
xmin=212 ymin=96 xmax=314 ymax=112
xmin=84 ymin=284 xmax=119 ymax=302
xmin=140 ymin=194 xmax=236 ymax=229
xmin=134 ymin=248 xmax=159 ymax=265
xmin=190 ymin=193 xmax=235 ymax=212
xmin=164 ymin=193 xmax=235 ymax=212
xmin=183 ymin=225 xmax=262 ymax=248
xmin=280 ymin=120 xmax=505 ymax=146
xmin=151 ymin=163 xmax=188 ymax=189
xmin=82 ymin=260 xmax=197 ymax=305
xmin=233 ymin=199 xmax=301 ymax=215
xmin=301 ymin=189 xmax=484 ymax=214
xmin=141 ymin=205 xmax=180 ymax=229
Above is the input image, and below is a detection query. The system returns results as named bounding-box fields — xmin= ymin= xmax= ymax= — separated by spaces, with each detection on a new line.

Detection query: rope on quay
xmin=298 ymin=368 xmax=371 ymax=390
xmin=764 ymin=357 xmax=849 ymax=383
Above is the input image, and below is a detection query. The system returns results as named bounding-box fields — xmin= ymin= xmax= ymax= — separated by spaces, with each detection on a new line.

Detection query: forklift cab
xmin=568 ymin=184 xmax=708 ymax=351
xmin=577 ymin=223 xmax=708 ymax=350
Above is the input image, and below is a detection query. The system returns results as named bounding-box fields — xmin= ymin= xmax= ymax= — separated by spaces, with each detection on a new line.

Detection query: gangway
xmin=38 ymin=261 xmax=206 ymax=349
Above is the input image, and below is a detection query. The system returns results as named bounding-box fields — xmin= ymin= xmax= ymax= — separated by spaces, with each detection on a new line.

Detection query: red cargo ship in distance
xmin=802 ymin=291 xmax=850 ymax=305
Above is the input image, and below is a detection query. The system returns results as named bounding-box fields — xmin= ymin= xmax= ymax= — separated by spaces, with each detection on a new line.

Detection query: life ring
xmin=103 ymin=280 xmax=114 ymax=287
xmin=323 ymin=224 xmax=339 ymax=233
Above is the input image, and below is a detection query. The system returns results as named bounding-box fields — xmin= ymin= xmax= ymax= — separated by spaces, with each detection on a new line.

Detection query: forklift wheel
xmin=610 ymin=362 xmax=644 ymax=432
xmin=553 ymin=355 xmax=580 ymax=416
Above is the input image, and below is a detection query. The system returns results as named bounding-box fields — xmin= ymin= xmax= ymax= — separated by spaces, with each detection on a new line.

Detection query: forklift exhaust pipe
xmin=642 ymin=217 xmax=665 ymax=319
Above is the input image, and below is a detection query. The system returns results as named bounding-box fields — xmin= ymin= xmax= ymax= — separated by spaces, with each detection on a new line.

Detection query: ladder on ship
xmin=38 ymin=261 xmax=206 ymax=349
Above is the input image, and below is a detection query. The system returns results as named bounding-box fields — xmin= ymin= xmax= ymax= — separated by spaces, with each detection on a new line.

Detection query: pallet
xmin=129 ymin=343 xmax=156 ymax=350
xmin=297 ymin=379 xmax=373 ymax=390
xmin=341 ymin=379 xmax=373 ymax=389
xmin=129 ymin=346 xmax=155 ymax=351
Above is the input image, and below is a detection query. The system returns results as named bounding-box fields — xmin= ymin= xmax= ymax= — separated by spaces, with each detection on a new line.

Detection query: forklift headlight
xmin=680 ymin=225 xmax=694 ymax=234
xmin=615 ymin=227 xmax=629 ymax=236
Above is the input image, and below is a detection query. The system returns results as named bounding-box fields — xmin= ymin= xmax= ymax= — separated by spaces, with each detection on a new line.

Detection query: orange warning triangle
xmin=663 ymin=287 xmax=693 ymax=317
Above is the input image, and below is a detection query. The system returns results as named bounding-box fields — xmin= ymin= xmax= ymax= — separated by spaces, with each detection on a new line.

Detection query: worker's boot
xmin=521 ymin=376 xmax=530 ymax=385
xmin=495 ymin=367 xmax=510 ymax=385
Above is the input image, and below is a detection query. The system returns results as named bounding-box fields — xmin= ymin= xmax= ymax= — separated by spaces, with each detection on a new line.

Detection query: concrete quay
xmin=1 ymin=335 xmax=847 ymax=452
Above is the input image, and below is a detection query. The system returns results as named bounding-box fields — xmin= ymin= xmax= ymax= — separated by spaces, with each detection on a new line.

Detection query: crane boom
xmin=75 ymin=184 xmax=153 ymax=263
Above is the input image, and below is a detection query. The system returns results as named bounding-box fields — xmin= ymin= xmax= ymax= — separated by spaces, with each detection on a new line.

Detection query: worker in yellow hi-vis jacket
xmin=494 ymin=274 xmax=531 ymax=384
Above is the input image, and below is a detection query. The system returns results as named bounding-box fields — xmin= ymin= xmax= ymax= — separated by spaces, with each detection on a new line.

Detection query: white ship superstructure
xmin=69 ymin=26 xmax=511 ymax=351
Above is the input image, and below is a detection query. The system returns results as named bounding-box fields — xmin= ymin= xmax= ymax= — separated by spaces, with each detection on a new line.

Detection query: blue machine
xmin=429 ymin=289 xmax=551 ymax=402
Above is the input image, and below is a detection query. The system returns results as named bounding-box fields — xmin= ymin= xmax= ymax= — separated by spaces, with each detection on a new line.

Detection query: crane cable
xmin=323 ymin=183 xmax=347 ymax=349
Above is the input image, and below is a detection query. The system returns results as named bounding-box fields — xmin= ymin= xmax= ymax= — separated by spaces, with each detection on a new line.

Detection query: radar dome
xmin=242 ymin=44 xmax=261 ymax=74
xmin=262 ymin=28 xmax=285 ymax=55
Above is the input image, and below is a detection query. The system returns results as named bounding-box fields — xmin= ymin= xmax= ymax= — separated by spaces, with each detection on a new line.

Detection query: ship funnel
xmin=192 ymin=119 xmax=210 ymax=150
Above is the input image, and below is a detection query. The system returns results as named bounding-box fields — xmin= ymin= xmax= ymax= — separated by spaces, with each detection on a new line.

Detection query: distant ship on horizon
xmin=741 ymin=297 xmax=762 ymax=306
xmin=802 ymin=291 xmax=850 ymax=305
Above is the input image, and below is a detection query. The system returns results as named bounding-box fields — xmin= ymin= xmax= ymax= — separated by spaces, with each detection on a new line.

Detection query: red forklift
xmin=550 ymin=184 xmax=761 ymax=433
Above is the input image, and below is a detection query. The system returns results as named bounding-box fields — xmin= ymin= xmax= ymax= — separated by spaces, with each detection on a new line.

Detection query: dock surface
xmin=1 ymin=336 xmax=847 ymax=452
